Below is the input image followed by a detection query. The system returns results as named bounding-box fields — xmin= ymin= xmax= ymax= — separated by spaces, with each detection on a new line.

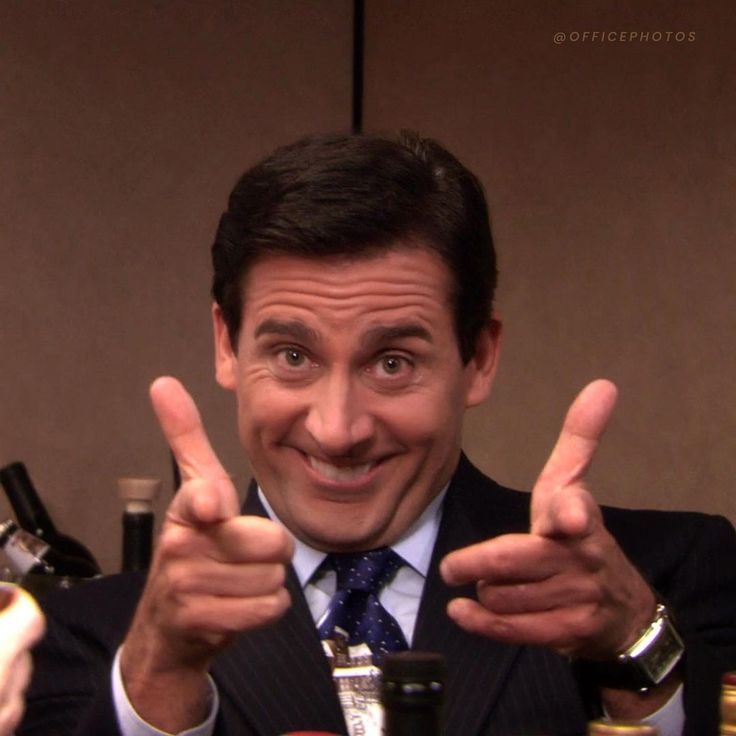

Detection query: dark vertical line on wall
xmin=352 ymin=0 xmax=364 ymax=133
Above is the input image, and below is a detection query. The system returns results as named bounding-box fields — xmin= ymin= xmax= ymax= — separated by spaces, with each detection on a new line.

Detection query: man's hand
xmin=120 ymin=377 xmax=293 ymax=732
xmin=0 ymin=585 xmax=45 ymax=736
xmin=440 ymin=381 xmax=672 ymax=715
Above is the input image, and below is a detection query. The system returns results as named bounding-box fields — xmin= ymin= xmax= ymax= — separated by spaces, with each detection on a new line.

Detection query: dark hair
xmin=211 ymin=131 xmax=496 ymax=363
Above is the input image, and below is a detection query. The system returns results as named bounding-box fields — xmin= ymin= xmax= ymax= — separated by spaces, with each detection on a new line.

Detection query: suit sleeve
xmin=18 ymin=585 xmax=126 ymax=736
xmin=610 ymin=509 xmax=736 ymax=736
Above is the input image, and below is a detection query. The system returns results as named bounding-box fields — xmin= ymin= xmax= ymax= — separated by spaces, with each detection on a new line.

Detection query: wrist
xmin=120 ymin=641 xmax=212 ymax=732
xmin=573 ymin=600 xmax=685 ymax=693
xmin=600 ymin=667 xmax=682 ymax=720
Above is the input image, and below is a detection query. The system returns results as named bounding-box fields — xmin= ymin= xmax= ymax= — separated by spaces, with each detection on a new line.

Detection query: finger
xmin=441 ymin=534 xmax=577 ymax=586
xmin=162 ymin=561 xmax=288 ymax=599
xmin=170 ymin=589 xmax=292 ymax=635
xmin=475 ymin=573 xmax=598 ymax=615
xmin=160 ymin=515 xmax=294 ymax=564
xmin=0 ymin=587 xmax=45 ymax=654
xmin=150 ymin=376 xmax=230 ymax=484
xmin=446 ymin=596 xmax=597 ymax=651
xmin=0 ymin=649 xmax=32 ymax=709
xmin=0 ymin=691 xmax=26 ymax=736
xmin=150 ymin=377 xmax=240 ymax=524
xmin=167 ymin=477 xmax=240 ymax=527
xmin=0 ymin=650 xmax=33 ymax=736
xmin=531 ymin=379 xmax=617 ymax=534
xmin=533 ymin=483 xmax=601 ymax=539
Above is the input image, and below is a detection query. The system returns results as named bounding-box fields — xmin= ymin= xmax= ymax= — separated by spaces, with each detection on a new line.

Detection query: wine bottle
xmin=722 ymin=672 xmax=736 ymax=735
xmin=381 ymin=651 xmax=445 ymax=736
xmin=0 ymin=519 xmax=99 ymax=578
xmin=588 ymin=720 xmax=659 ymax=734
xmin=0 ymin=461 xmax=101 ymax=574
xmin=118 ymin=478 xmax=160 ymax=572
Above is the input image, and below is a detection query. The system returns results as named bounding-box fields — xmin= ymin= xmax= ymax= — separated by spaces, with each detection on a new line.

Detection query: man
xmin=21 ymin=132 xmax=736 ymax=736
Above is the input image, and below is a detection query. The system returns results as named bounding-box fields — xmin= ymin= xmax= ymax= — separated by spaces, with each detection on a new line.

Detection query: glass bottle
xmin=381 ymin=651 xmax=445 ymax=736
xmin=0 ymin=519 xmax=99 ymax=578
xmin=721 ymin=672 xmax=736 ymax=736
xmin=0 ymin=461 xmax=100 ymax=573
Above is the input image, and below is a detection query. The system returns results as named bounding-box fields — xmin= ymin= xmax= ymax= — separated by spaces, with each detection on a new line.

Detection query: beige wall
xmin=1 ymin=1 xmax=733 ymax=574
xmin=0 ymin=0 xmax=351 ymax=572
xmin=364 ymin=1 xmax=736 ymax=520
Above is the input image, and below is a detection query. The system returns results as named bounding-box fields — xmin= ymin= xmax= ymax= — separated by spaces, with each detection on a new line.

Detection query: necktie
xmin=317 ymin=548 xmax=409 ymax=662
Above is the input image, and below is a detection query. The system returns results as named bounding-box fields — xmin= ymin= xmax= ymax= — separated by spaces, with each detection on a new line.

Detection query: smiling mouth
xmin=306 ymin=455 xmax=376 ymax=483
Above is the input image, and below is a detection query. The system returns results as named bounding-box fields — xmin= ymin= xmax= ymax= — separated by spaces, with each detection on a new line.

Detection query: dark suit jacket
xmin=20 ymin=456 xmax=736 ymax=736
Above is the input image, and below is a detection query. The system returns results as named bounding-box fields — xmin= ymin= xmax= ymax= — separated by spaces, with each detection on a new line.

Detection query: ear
xmin=464 ymin=317 xmax=502 ymax=408
xmin=212 ymin=304 xmax=238 ymax=391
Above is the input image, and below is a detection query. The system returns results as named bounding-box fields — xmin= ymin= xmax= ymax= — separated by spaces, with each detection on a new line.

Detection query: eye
xmin=282 ymin=348 xmax=305 ymax=367
xmin=271 ymin=346 xmax=315 ymax=376
xmin=380 ymin=355 xmax=404 ymax=375
xmin=370 ymin=353 xmax=414 ymax=385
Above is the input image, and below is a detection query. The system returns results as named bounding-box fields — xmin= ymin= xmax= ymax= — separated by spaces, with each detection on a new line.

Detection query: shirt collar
xmin=257 ymin=486 xmax=447 ymax=589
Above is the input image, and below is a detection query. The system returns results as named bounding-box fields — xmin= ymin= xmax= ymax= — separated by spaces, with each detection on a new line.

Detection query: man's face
xmin=214 ymin=245 xmax=499 ymax=551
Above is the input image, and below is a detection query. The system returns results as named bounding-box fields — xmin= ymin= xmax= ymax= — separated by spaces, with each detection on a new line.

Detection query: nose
xmin=304 ymin=370 xmax=374 ymax=456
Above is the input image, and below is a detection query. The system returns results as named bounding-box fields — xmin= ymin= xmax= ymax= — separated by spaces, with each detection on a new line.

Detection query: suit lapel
xmin=413 ymin=455 xmax=529 ymax=736
xmin=212 ymin=568 xmax=346 ymax=735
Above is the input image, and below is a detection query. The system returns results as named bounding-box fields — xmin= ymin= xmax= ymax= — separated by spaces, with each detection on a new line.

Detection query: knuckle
xmin=157 ymin=524 xmax=192 ymax=558
xmin=241 ymin=518 xmax=293 ymax=560
xmin=259 ymin=589 xmax=291 ymax=620
xmin=488 ymin=616 xmax=517 ymax=640
xmin=570 ymin=605 xmax=600 ymax=642
xmin=267 ymin=563 xmax=287 ymax=590
xmin=164 ymin=564 xmax=195 ymax=599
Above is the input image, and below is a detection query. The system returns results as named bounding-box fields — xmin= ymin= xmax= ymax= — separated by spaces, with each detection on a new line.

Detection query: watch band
xmin=574 ymin=602 xmax=685 ymax=692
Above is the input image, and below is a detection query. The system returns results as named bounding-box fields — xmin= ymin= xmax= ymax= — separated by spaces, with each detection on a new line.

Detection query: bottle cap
xmin=588 ymin=721 xmax=658 ymax=734
xmin=722 ymin=671 xmax=736 ymax=726
xmin=0 ymin=519 xmax=18 ymax=545
xmin=117 ymin=478 xmax=161 ymax=512
xmin=381 ymin=651 xmax=445 ymax=682
xmin=381 ymin=651 xmax=445 ymax=710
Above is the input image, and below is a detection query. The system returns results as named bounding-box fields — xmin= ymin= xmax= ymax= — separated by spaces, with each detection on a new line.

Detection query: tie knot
xmin=325 ymin=548 xmax=403 ymax=594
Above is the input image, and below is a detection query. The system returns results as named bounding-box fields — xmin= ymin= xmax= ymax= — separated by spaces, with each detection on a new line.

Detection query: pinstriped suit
xmin=20 ymin=456 xmax=736 ymax=736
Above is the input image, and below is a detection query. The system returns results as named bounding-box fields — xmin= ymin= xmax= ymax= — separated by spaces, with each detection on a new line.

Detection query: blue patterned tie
xmin=317 ymin=548 xmax=408 ymax=662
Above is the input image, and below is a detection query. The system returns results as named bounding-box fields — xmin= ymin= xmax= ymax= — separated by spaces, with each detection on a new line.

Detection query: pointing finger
xmin=531 ymin=380 xmax=617 ymax=535
xmin=150 ymin=377 xmax=240 ymax=524
xmin=150 ymin=376 xmax=230 ymax=484
xmin=167 ymin=477 xmax=240 ymax=526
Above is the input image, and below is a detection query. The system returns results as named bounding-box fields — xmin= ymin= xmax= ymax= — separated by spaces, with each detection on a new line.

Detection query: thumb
xmin=167 ymin=476 xmax=240 ymax=527
xmin=150 ymin=376 xmax=240 ymax=525
xmin=531 ymin=379 xmax=617 ymax=536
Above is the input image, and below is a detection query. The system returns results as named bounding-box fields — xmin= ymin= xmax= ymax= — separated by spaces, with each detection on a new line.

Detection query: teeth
xmin=308 ymin=456 xmax=374 ymax=482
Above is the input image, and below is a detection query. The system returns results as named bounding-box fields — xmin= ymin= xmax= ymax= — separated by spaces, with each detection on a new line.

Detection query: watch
xmin=575 ymin=602 xmax=685 ymax=692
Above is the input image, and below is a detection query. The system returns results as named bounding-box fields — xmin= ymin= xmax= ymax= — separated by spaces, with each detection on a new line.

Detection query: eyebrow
xmin=254 ymin=319 xmax=320 ymax=343
xmin=362 ymin=323 xmax=433 ymax=346
xmin=253 ymin=319 xmax=433 ymax=346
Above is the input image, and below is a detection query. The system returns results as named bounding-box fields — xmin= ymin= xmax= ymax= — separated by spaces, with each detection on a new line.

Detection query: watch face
xmin=636 ymin=615 xmax=684 ymax=684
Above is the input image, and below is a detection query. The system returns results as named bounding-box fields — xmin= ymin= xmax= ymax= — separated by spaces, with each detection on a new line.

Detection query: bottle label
xmin=322 ymin=630 xmax=383 ymax=736
xmin=2 ymin=528 xmax=49 ymax=575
